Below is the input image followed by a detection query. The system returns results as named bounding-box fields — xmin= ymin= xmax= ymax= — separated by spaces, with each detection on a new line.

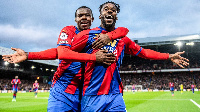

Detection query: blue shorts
xmin=81 ymin=93 xmax=126 ymax=112
xmin=47 ymin=87 xmax=80 ymax=112
xmin=170 ymin=87 xmax=174 ymax=91
xmin=12 ymin=88 xmax=18 ymax=92
xmin=34 ymin=88 xmax=38 ymax=92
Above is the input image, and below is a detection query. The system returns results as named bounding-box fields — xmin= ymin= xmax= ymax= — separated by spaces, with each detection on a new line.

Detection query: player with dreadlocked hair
xmin=99 ymin=1 xmax=120 ymax=29
xmin=99 ymin=1 xmax=120 ymax=13
xmin=69 ymin=1 xmax=188 ymax=111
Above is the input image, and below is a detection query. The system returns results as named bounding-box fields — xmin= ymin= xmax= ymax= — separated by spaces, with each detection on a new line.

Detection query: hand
xmin=95 ymin=50 xmax=116 ymax=66
xmin=169 ymin=51 xmax=189 ymax=68
xmin=92 ymin=33 xmax=111 ymax=49
xmin=2 ymin=47 xmax=28 ymax=63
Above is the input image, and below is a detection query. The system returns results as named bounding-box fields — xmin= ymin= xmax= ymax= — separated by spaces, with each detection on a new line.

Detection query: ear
xmin=116 ymin=16 xmax=118 ymax=20
xmin=75 ymin=18 xmax=77 ymax=22
xmin=92 ymin=17 xmax=94 ymax=22
xmin=99 ymin=14 xmax=102 ymax=19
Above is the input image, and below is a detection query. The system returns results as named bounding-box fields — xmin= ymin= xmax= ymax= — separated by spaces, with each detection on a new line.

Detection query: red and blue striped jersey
xmin=53 ymin=25 xmax=82 ymax=95
xmin=29 ymin=26 xmax=128 ymax=95
xmin=191 ymin=85 xmax=195 ymax=89
xmin=169 ymin=82 xmax=174 ymax=87
xmin=71 ymin=26 xmax=169 ymax=96
xmin=33 ymin=83 xmax=39 ymax=89
xmin=11 ymin=79 xmax=21 ymax=89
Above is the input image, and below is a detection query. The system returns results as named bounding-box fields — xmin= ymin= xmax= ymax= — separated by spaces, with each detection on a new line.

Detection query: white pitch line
xmin=190 ymin=99 xmax=200 ymax=108
xmin=127 ymin=99 xmax=190 ymax=100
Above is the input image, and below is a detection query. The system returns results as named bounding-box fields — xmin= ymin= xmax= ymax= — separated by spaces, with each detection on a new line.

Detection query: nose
xmin=81 ymin=15 xmax=87 ymax=19
xmin=107 ymin=9 xmax=113 ymax=13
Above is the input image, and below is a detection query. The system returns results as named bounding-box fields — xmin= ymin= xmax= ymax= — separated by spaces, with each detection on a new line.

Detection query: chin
xmin=102 ymin=19 xmax=116 ymax=29
xmin=104 ymin=23 xmax=115 ymax=28
xmin=81 ymin=26 xmax=89 ymax=30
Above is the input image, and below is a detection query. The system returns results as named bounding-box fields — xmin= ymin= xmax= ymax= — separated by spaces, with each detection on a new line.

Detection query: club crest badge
xmin=60 ymin=32 xmax=68 ymax=40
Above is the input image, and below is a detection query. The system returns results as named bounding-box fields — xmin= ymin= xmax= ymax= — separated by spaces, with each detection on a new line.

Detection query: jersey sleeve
xmin=57 ymin=46 xmax=96 ymax=62
xmin=28 ymin=48 xmax=57 ymax=60
xmin=18 ymin=79 xmax=21 ymax=84
xmin=123 ymin=37 xmax=169 ymax=60
xmin=57 ymin=28 xmax=96 ymax=62
xmin=11 ymin=79 xmax=14 ymax=84
xmin=106 ymin=27 xmax=129 ymax=40
xmin=71 ymin=29 xmax=91 ymax=52
xmin=57 ymin=26 xmax=76 ymax=47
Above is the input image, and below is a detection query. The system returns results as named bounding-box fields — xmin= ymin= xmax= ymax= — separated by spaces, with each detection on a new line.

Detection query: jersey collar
xmin=75 ymin=27 xmax=80 ymax=34
xmin=98 ymin=26 xmax=116 ymax=32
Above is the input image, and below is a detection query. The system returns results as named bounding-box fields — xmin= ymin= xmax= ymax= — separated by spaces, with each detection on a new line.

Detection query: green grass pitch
xmin=0 ymin=91 xmax=199 ymax=112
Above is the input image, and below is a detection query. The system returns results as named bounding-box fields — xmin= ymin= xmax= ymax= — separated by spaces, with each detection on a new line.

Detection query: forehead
xmin=76 ymin=8 xmax=91 ymax=15
xmin=102 ymin=3 xmax=117 ymax=9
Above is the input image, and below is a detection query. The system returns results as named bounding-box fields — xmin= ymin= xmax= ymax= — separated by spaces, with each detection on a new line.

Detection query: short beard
xmin=102 ymin=18 xmax=116 ymax=29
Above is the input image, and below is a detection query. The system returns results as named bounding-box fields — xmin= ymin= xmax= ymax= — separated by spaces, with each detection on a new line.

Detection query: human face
xmin=35 ymin=80 xmax=37 ymax=83
xmin=99 ymin=3 xmax=118 ymax=30
xmin=75 ymin=8 xmax=94 ymax=31
xmin=15 ymin=76 xmax=18 ymax=79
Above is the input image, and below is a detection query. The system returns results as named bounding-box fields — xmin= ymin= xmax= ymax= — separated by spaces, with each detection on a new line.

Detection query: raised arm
xmin=57 ymin=46 xmax=115 ymax=64
xmin=123 ymin=37 xmax=189 ymax=68
xmin=2 ymin=48 xmax=58 ymax=63
xmin=11 ymin=80 xmax=14 ymax=85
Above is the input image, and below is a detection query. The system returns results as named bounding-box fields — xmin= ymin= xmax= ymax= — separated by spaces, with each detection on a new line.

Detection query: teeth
xmin=106 ymin=15 xmax=113 ymax=18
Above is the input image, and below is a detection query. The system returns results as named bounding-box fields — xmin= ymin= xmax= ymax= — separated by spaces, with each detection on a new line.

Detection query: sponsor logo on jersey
xmin=59 ymin=41 xmax=68 ymax=44
xmin=102 ymin=40 xmax=118 ymax=56
xmin=60 ymin=32 xmax=68 ymax=40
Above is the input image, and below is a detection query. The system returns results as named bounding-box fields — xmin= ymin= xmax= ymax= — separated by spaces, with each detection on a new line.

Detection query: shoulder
xmin=61 ymin=25 xmax=76 ymax=32
xmin=88 ymin=27 xmax=102 ymax=34
xmin=77 ymin=29 xmax=91 ymax=36
xmin=90 ymin=27 xmax=100 ymax=30
xmin=121 ymin=36 xmax=131 ymax=43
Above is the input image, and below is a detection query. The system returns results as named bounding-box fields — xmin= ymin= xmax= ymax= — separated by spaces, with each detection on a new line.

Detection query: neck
xmin=100 ymin=24 xmax=115 ymax=32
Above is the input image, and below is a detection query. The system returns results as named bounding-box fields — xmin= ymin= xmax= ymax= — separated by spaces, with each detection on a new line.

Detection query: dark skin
xmin=75 ymin=8 xmax=112 ymax=49
xmin=75 ymin=8 xmax=94 ymax=31
xmin=2 ymin=8 xmax=115 ymax=65
xmin=99 ymin=3 xmax=118 ymax=31
xmin=91 ymin=3 xmax=119 ymax=49
xmin=3 ymin=4 xmax=189 ymax=67
xmin=98 ymin=3 xmax=189 ymax=68
xmin=92 ymin=33 xmax=111 ymax=49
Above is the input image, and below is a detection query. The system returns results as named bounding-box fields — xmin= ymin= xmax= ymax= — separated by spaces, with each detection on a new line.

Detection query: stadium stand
xmin=120 ymin=34 xmax=200 ymax=90
xmin=0 ymin=34 xmax=200 ymax=92
xmin=0 ymin=47 xmax=57 ymax=91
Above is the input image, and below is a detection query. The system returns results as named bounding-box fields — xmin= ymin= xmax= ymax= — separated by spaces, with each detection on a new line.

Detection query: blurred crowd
xmin=120 ymin=55 xmax=200 ymax=71
xmin=121 ymin=72 xmax=200 ymax=90
xmin=0 ymin=79 xmax=50 ymax=91
xmin=0 ymin=72 xmax=199 ymax=91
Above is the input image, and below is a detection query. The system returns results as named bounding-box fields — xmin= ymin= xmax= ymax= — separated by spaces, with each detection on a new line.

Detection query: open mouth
xmin=105 ymin=15 xmax=113 ymax=19
xmin=105 ymin=15 xmax=114 ymax=23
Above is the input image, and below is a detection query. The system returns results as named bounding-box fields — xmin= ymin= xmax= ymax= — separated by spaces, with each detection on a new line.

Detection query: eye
xmin=104 ymin=8 xmax=108 ymax=11
xmin=86 ymin=14 xmax=91 ymax=17
xmin=112 ymin=10 xmax=116 ymax=12
xmin=78 ymin=14 xmax=82 ymax=17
